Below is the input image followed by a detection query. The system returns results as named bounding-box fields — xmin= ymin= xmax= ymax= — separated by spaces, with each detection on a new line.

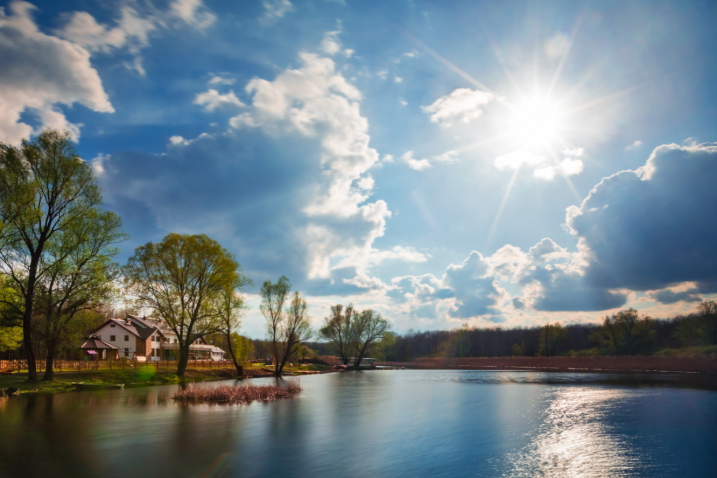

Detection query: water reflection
xmin=506 ymin=388 xmax=642 ymax=477
xmin=0 ymin=371 xmax=715 ymax=478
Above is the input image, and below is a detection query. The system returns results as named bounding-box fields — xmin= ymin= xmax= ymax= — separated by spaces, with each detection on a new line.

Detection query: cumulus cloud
xmin=194 ymin=89 xmax=245 ymax=111
xmin=169 ymin=0 xmax=216 ymax=29
xmin=0 ymin=1 xmax=113 ymax=143
xmin=401 ymin=151 xmax=432 ymax=171
xmin=647 ymin=287 xmax=701 ymax=304
xmin=564 ymin=142 xmax=717 ymax=292
xmin=208 ymin=75 xmax=236 ymax=85
xmin=422 ymin=88 xmax=493 ymax=126
xmin=96 ymin=49 xmax=406 ymax=295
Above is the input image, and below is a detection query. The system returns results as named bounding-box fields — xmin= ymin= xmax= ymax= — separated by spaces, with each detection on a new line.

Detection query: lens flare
xmin=510 ymin=97 xmax=561 ymax=147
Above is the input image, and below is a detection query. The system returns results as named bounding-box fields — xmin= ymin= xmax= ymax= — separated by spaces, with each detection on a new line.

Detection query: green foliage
xmin=372 ymin=331 xmax=397 ymax=361
xmin=510 ymin=342 xmax=525 ymax=356
xmin=0 ymin=325 xmax=22 ymax=351
xmin=538 ymin=323 xmax=568 ymax=357
xmin=124 ymin=233 xmax=243 ymax=376
xmin=591 ymin=309 xmax=656 ymax=355
xmin=697 ymin=300 xmax=717 ymax=345
xmin=653 ymin=345 xmax=717 ymax=358
xmin=442 ymin=324 xmax=473 ymax=358
xmin=231 ymin=333 xmax=255 ymax=362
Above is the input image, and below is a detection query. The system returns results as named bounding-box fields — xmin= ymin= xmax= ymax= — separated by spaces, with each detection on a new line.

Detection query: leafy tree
xmin=372 ymin=331 xmax=397 ymax=361
xmin=591 ymin=309 xmax=656 ymax=355
xmin=510 ymin=342 xmax=525 ymax=356
xmin=277 ymin=291 xmax=312 ymax=375
xmin=319 ymin=303 xmax=357 ymax=365
xmin=538 ymin=323 xmax=568 ymax=357
xmin=231 ymin=333 xmax=255 ymax=362
xmin=0 ymin=130 xmax=110 ymax=380
xmin=697 ymin=300 xmax=717 ymax=345
xmin=124 ymin=233 xmax=242 ymax=377
xmin=351 ymin=309 xmax=390 ymax=366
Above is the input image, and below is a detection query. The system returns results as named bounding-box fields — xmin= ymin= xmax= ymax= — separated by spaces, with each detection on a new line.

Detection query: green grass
xmin=0 ymin=366 xmax=240 ymax=394
xmin=653 ymin=345 xmax=717 ymax=358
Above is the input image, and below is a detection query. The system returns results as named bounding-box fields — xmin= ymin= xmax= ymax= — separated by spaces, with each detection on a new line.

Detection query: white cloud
xmin=625 ymin=140 xmax=642 ymax=150
xmin=533 ymin=158 xmax=584 ymax=180
xmin=401 ymin=151 xmax=432 ymax=171
xmin=55 ymin=1 xmax=215 ymax=75
xmin=208 ymin=75 xmax=236 ymax=85
xmin=376 ymin=70 xmax=388 ymax=79
xmin=0 ymin=1 xmax=113 ymax=144
xmin=399 ymin=99 xmax=408 ymax=106
xmin=194 ymin=89 xmax=245 ymax=112
xmin=422 ymin=88 xmax=494 ymax=126
xmin=169 ymin=0 xmax=216 ymax=29
xmin=494 ymin=149 xmax=545 ymax=170
xmin=320 ymin=29 xmax=341 ymax=55
xmin=261 ymin=0 xmax=294 ymax=22
xmin=233 ymin=51 xmax=395 ymax=281
xmin=394 ymin=76 xmax=403 ymax=83
xmin=432 ymin=150 xmax=459 ymax=163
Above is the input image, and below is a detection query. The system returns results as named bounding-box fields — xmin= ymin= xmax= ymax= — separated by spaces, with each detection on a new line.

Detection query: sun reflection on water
xmin=506 ymin=387 xmax=642 ymax=477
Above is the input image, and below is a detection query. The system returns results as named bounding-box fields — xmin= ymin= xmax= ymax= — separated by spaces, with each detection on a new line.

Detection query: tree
xmin=319 ymin=303 xmax=356 ymax=365
xmin=591 ymin=309 xmax=656 ymax=355
xmin=0 ymin=326 xmax=22 ymax=352
xmin=217 ymin=275 xmax=252 ymax=375
xmin=124 ymin=233 xmax=242 ymax=377
xmin=260 ymin=277 xmax=312 ymax=377
xmin=538 ymin=323 xmax=568 ymax=357
xmin=697 ymin=300 xmax=717 ymax=345
xmin=351 ymin=309 xmax=390 ymax=367
xmin=260 ymin=276 xmax=290 ymax=371
xmin=33 ymin=208 xmax=125 ymax=380
xmin=0 ymin=130 xmax=107 ymax=380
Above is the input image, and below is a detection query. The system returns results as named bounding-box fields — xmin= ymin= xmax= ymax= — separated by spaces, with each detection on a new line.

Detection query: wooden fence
xmin=376 ymin=356 xmax=717 ymax=374
xmin=0 ymin=359 xmax=236 ymax=374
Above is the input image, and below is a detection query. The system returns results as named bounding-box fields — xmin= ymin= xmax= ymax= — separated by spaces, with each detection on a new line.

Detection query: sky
xmin=1 ymin=0 xmax=716 ymax=338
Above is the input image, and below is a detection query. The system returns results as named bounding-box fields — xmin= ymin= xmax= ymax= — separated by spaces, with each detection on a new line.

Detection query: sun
xmin=510 ymin=97 xmax=562 ymax=147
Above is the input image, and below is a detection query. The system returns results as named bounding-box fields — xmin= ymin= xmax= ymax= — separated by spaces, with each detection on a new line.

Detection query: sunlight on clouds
xmin=422 ymin=88 xmax=494 ymax=126
xmin=534 ymin=158 xmax=584 ymax=180
xmin=194 ymin=89 xmax=245 ymax=112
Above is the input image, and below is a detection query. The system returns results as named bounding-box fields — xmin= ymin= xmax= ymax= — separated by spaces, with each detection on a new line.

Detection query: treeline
xmin=365 ymin=305 xmax=717 ymax=361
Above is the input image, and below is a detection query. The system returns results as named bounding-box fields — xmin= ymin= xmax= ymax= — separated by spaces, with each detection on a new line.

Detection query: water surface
xmin=0 ymin=370 xmax=715 ymax=477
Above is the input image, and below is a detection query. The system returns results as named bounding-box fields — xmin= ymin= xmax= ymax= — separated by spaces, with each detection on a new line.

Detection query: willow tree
xmin=124 ymin=233 xmax=244 ymax=377
xmin=319 ymin=303 xmax=356 ymax=365
xmin=0 ymin=130 xmax=111 ymax=380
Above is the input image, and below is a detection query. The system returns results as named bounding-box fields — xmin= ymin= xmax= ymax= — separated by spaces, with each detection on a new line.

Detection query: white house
xmin=89 ymin=315 xmax=226 ymax=361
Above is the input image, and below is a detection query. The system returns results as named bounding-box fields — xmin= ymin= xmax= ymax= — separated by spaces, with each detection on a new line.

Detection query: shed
xmin=79 ymin=335 xmax=120 ymax=360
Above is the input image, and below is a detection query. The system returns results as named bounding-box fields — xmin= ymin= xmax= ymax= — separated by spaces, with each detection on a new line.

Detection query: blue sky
xmin=2 ymin=0 xmax=716 ymax=338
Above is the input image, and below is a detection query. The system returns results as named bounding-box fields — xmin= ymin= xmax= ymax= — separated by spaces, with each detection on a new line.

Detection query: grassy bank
xmin=0 ymin=366 xmax=241 ymax=394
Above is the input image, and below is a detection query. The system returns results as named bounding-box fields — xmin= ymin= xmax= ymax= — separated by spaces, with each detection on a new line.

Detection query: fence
xmin=376 ymin=356 xmax=717 ymax=373
xmin=0 ymin=359 xmax=237 ymax=374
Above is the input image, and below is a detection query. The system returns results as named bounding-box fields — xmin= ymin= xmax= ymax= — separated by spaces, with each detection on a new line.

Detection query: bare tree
xmin=218 ymin=275 xmax=252 ymax=375
xmin=275 ymin=291 xmax=312 ymax=376
xmin=260 ymin=276 xmax=291 ymax=374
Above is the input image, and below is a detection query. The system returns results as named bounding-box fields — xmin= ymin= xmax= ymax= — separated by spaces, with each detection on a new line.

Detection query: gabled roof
xmin=80 ymin=335 xmax=120 ymax=350
xmin=91 ymin=317 xmax=165 ymax=340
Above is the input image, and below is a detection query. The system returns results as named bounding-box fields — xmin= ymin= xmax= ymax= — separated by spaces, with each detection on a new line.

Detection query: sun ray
xmin=483 ymin=165 xmax=521 ymax=254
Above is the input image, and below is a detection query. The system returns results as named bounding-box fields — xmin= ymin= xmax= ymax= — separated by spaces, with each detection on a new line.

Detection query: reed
xmin=172 ymin=382 xmax=301 ymax=404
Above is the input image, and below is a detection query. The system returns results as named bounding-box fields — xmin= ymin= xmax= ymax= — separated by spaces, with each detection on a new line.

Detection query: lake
xmin=1 ymin=370 xmax=716 ymax=477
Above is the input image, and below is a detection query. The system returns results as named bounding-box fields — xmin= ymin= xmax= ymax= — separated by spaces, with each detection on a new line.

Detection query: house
xmin=88 ymin=315 xmax=226 ymax=362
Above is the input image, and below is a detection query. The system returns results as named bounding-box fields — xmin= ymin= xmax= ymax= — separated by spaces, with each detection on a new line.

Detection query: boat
xmin=71 ymin=382 xmax=125 ymax=390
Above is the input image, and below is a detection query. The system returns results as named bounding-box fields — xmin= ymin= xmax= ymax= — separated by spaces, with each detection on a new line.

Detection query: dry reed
xmin=172 ymin=382 xmax=302 ymax=404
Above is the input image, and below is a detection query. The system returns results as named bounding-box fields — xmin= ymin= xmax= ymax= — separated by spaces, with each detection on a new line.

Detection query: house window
xmin=110 ymin=335 xmax=116 ymax=341
xmin=124 ymin=335 xmax=129 ymax=341
xmin=110 ymin=323 xmax=116 ymax=327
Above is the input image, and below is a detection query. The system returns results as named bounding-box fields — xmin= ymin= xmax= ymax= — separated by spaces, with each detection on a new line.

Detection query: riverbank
xmin=377 ymin=355 xmax=717 ymax=374
xmin=0 ymin=367 xmax=243 ymax=394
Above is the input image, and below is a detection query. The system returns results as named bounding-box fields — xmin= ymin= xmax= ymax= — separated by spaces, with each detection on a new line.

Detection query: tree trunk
xmin=225 ymin=332 xmax=243 ymax=376
xmin=176 ymin=346 xmax=189 ymax=377
xmin=43 ymin=342 xmax=56 ymax=381
xmin=22 ymin=307 xmax=37 ymax=381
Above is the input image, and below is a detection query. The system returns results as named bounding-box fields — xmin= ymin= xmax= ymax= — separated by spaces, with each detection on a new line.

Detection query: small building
xmin=79 ymin=335 xmax=120 ymax=360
